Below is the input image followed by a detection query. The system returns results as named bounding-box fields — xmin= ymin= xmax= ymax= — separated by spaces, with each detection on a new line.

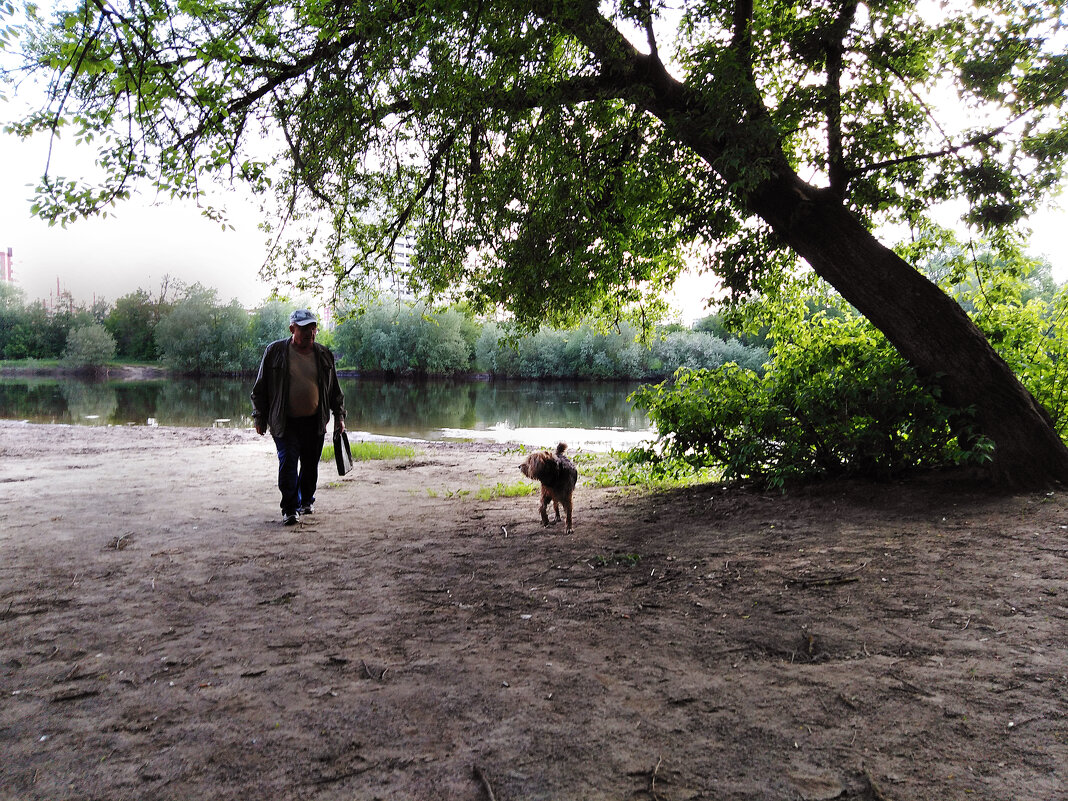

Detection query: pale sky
xmin=0 ymin=131 xmax=279 ymax=308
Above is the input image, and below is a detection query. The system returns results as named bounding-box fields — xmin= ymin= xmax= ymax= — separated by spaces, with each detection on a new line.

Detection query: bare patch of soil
xmin=0 ymin=421 xmax=1065 ymax=800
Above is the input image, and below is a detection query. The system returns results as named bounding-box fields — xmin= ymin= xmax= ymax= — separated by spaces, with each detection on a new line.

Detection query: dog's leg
xmin=563 ymin=496 xmax=574 ymax=535
xmin=539 ymin=487 xmax=551 ymax=527
xmin=552 ymin=496 xmax=562 ymax=523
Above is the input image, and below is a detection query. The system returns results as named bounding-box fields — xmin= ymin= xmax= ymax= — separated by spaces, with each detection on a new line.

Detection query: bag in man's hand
xmin=333 ymin=430 xmax=353 ymax=476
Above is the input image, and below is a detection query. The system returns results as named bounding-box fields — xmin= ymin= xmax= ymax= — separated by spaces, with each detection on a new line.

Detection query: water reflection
xmin=60 ymin=380 xmax=118 ymax=424
xmin=0 ymin=375 xmax=653 ymax=451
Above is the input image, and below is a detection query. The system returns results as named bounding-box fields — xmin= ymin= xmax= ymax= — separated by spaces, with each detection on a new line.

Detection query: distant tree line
xmin=330 ymin=300 xmax=767 ymax=379
xmin=0 ymin=282 xmax=767 ymax=378
xmin=0 ymin=279 xmax=285 ymax=373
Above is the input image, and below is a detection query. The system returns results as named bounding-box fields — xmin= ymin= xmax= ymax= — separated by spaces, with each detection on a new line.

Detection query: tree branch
xmin=341 ymin=128 xmax=459 ymax=283
xmin=847 ymin=124 xmax=1012 ymax=178
xmin=731 ymin=0 xmax=753 ymax=63
xmin=824 ymin=0 xmax=859 ymax=198
xmin=639 ymin=0 xmax=661 ymax=67
xmin=276 ymin=86 xmax=334 ymax=207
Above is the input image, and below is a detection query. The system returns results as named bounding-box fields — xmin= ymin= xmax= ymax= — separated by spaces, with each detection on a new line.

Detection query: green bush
xmin=154 ymin=285 xmax=250 ymax=373
xmin=104 ymin=288 xmax=170 ymax=360
xmin=631 ymin=248 xmax=1068 ymax=489
xmin=475 ymin=321 xmax=767 ymax=379
xmin=62 ymin=323 xmax=117 ymax=369
xmin=243 ymin=300 xmax=296 ymax=368
xmin=333 ymin=300 xmax=474 ymax=375
xmin=959 ymin=272 xmax=1068 ymax=440
xmin=631 ymin=302 xmax=986 ymax=488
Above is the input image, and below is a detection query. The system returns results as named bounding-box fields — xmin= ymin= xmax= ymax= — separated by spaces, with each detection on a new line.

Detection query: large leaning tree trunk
xmin=557 ymin=7 xmax=1068 ymax=488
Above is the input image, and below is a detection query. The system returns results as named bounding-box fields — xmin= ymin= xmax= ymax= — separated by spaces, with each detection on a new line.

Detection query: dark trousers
xmin=272 ymin=415 xmax=325 ymax=514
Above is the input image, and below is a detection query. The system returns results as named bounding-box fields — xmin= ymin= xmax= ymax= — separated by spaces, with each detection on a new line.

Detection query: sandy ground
xmin=0 ymin=420 xmax=1065 ymax=801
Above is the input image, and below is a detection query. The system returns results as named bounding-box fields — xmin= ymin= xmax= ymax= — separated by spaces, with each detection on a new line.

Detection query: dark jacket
xmin=250 ymin=338 xmax=346 ymax=437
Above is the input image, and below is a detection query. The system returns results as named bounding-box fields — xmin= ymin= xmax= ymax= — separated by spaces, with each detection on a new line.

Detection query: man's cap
xmin=290 ymin=309 xmax=317 ymax=326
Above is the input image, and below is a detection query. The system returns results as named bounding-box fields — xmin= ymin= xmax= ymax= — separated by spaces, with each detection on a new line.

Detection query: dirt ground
xmin=0 ymin=420 xmax=1065 ymax=801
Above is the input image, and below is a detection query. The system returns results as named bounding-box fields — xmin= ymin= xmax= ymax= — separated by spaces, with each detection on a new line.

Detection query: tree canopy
xmin=7 ymin=1 xmax=1064 ymax=312
xmin=5 ymin=0 xmax=1068 ymax=483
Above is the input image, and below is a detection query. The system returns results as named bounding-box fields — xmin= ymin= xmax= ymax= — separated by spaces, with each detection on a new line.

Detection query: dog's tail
xmin=556 ymin=442 xmax=568 ymax=456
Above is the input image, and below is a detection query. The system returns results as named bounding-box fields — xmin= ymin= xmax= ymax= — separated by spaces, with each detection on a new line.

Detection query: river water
xmin=0 ymin=375 xmax=655 ymax=452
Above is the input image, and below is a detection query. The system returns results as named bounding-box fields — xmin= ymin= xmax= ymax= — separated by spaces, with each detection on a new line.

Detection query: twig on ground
xmin=650 ymin=755 xmax=663 ymax=800
xmin=887 ymin=672 xmax=933 ymax=697
xmin=785 ymin=561 xmax=869 ymax=589
xmin=473 ymin=764 xmax=497 ymax=801
xmin=1034 ymin=546 xmax=1067 ymax=557
xmin=57 ymin=662 xmax=84 ymax=683
xmin=793 ymin=575 xmax=860 ymax=588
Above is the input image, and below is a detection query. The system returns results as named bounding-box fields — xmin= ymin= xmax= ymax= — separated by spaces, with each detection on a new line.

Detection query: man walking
xmin=251 ymin=309 xmax=346 ymax=525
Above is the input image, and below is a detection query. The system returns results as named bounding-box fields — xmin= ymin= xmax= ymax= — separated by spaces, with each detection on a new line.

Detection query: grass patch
xmin=422 ymin=487 xmax=471 ymax=499
xmin=588 ymin=450 xmax=721 ymax=491
xmin=428 ymin=481 xmax=534 ymax=501
xmin=589 ymin=552 xmax=643 ymax=568
xmin=475 ymin=481 xmax=537 ymax=501
xmin=321 ymin=440 xmax=417 ymax=463
xmin=438 ymin=487 xmax=470 ymax=499
xmin=0 ymin=358 xmax=62 ymax=369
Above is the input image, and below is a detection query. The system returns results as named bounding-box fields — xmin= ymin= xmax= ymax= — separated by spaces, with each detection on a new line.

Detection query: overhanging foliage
xmin=5 ymin=1 xmax=1066 ymax=316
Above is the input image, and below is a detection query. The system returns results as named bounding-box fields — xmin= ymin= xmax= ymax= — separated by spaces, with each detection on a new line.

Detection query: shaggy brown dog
xmin=519 ymin=442 xmax=578 ymax=534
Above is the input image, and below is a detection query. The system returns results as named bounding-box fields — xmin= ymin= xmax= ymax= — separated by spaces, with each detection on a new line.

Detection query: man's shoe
xmin=298 ymin=504 xmax=314 ymax=516
xmin=282 ymin=511 xmax=299 ymax=526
